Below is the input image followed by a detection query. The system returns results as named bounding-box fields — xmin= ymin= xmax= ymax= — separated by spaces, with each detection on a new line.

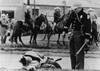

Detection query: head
xmin=19 ymin=56 xmax=32 ymax=66
xmin=54 ymin=7 xmax=61 ymax=12
xmin=39 ymin=14 xmax=46 ymax=22
xmin=26 ymin=9 xmax=30 ymax=13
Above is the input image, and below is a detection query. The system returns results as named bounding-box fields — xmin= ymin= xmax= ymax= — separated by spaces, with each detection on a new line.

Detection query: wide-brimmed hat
xmin=54 ymin=7 xmax=61 ymax=11
xmin=86 ymin=8 xmax=94 ymax=12
xmin=71 ymin=2 xmax=82 ymax=10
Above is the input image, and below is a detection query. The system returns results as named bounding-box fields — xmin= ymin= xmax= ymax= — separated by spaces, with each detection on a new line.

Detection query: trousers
xmin=69 ymin=31 xmax=85 ymax=69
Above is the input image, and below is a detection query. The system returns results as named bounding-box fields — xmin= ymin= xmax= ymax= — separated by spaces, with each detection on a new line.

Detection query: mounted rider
xmin=53 ymin=7 xmax=61 ymax=32
xmin=25 ymin=8 xmax=33 ymax=30
xmin=54 ymin=7 xmax=61 ymax=24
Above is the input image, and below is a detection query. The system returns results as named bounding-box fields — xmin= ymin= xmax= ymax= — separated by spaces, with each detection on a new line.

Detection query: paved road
xmin=0 ymin=34 xmax=100 ymax=70
xmin=0 ymin=34 xmax=69 ymax=45
xmin=0 ymin=53 xmax=100 ymax=70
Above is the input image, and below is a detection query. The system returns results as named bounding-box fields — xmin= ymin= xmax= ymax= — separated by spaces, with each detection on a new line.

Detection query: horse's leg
xmin=57 ymin=33 xmax=61 ymax=44
xmin=94 ymin=34 xmax=98 ymax=46
xmin=62 ymin=32 xmax=66 ymax=45
xmin=29 ymin=33 xmax=33 ymax=44
xmin=19 ymin=35 xmax=24 ymax=45
xmin=9 ymin=34 xmax=14 ymax=43
xmin=15 ymin=36 xmax=18 ymax=44
xmin=34 ymin=34 xmax=38 ymax=45
xmin=47 ymin=33 xmax=52 ymax=47
xmin=42 ymin=34 xmax=47 ymax=40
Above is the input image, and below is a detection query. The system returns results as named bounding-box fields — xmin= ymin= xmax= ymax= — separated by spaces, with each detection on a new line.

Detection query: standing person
xmin=0 ymin=14 xmax=8 ymax=44
xmin=67 ymin=4 xmax=91 ymax=69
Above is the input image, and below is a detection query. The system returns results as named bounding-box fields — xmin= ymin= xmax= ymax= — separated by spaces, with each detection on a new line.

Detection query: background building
xmin=0 ymin=0 xmax=24 ymax=20
xmin=0 ymin=0 xmax=100 ymax=21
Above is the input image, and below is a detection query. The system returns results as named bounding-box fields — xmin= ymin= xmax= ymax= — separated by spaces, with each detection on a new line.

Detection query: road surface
xmin=0 ymin=34 xmax=100 ymax=70
xmin=0 ymin=53 xmax=100 ymax=70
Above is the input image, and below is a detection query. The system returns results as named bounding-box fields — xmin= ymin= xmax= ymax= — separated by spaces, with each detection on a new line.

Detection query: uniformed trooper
xmin=53 ymin=7 xmax=61 ymax=24
xmin=67 ymin=3 xmax=91 ymax=69
xmin=25 ymin=8 xmax=33 ymax=30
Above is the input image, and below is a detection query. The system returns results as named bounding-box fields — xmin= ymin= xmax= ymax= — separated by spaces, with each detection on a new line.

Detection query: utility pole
xmin=27 ymin=0 xmax=30 ymax=5
xmin=34 ymin=0 xmax=36 ymax=18
xmin=62 ymin=0 xmax=66 ymax=14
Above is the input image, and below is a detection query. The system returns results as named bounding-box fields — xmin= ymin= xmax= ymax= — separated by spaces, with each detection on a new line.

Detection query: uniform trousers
xmin=69 ymin=31 xmax=85 ymax=69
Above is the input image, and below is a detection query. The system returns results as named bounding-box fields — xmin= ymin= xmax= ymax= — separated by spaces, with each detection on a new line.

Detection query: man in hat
xmin=53 ymin=7 xmax=61 ymax=24
xmin=67 ymin=3 xmax=91 ymax=69
xmin=25 ymin=9 xmax=33 ymax=30
xmin=53 ymin=7 xmax=61 ymax=33
xmin=0 ymin=14 xmax=9 ymax=44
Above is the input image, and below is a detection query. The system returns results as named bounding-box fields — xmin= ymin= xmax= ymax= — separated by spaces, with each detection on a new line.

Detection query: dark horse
xmin=29 ymin=14 xmax=46 ymax=44
xmin=9 ymin=14 xmax=45 ymax=45
xmin=9 ymin=20 xmax=26 ymax=45
xmin=43 ymin=12 xmax=71 ymax=46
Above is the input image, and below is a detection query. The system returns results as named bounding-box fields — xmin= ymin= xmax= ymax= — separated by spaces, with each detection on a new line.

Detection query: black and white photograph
xmin=0 ymin=0 xmax=100 ymax=71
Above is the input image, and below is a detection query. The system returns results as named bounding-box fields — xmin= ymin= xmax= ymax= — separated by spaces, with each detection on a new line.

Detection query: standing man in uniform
xmin=67 ymin=4 xmax=91 ymax=69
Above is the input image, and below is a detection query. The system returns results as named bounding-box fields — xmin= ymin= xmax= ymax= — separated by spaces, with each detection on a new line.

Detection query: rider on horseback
xmin=25 ymin=9 xmax=33 ymax=30
xmin=54 ymin=7 xmax=61 ymax=24
xmin=53 ymin=7 xmax=61 ymax=33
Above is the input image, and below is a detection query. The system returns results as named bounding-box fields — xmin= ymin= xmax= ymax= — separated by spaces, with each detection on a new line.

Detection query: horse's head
xmin=39 ymin=14 xmax=46 ymax=22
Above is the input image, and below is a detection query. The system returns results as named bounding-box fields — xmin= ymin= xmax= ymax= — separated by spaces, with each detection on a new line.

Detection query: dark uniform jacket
xmin=25 ymin=11 xmax=31 ymax=25
xmin=54 ymin=11 xmax=61 ymax=24
xmin=67 ymin=9 xmax=91 ymax=39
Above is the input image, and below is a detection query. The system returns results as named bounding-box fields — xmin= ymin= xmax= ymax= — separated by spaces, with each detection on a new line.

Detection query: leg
xmin=19 ymin=35 xmax=24 ymax=45
xmin=47 ymin=33 xmax=52 ymax=46
xmin=70 ymin=37 xmax=76 ymax=69
xmin=29 ymin=33 xmax=33 ymax=44
xmin=1 ymin=36 xmax=4 ymax=44
xmin=42 ymin=34 xmax=47 ymax=40
xmin=74 ymin=32 xmax=84 ymax=69
xmin=57 ymin=33 xmax=61 ymax=44
xmin=34 ymin=34 xmax=38 ymax=45
xmin=3 ymin=35 xmax=7 ymax=44
xmin=62 ymin=32 xmax=66 ymax=45
xmin=15 ymin=36 xmax=18 ymax=44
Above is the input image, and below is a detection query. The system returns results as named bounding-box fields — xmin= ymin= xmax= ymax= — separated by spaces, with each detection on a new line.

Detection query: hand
xmin=68 ymin=32 xmax=72 ymax=35
xmin=85 ymin=39 xmax=89 ymax=43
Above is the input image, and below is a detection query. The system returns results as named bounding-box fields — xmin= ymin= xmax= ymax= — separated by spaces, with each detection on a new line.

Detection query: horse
xmin=43 ymin=12 xmax=71 ymax=46
xmin=9 ymin=20 xmax=27 ymax=45
xmin=29 ymin=14 xmax=46 ymax=44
